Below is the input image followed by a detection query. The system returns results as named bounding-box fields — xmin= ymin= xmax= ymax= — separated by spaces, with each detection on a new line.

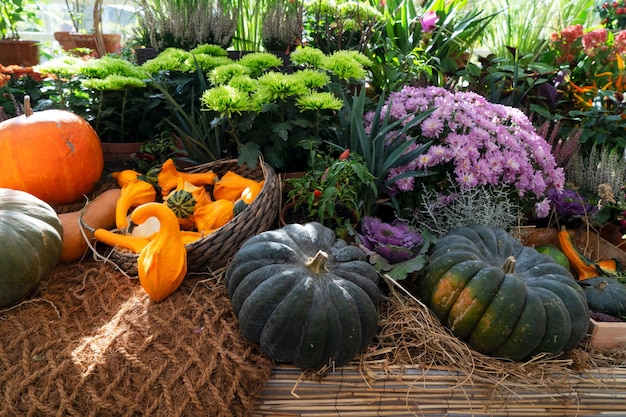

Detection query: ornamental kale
xmin=548 ymin=187 xmax=597 ymax=222
xmin=357 ymin=216 xmax=430 ymax=280
xmin=365 ymin=86 xmax=565 ymax=218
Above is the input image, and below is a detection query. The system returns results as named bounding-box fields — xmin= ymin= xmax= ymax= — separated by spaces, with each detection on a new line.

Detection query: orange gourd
xmin=58 ymin=188 xmax=121 ymax=263
xmin=112 ymin=169 xmax=142 ymax=188
xmin=115 ymin=178 xmax=158 ymax=229
xmin=213 ymin=171 xmax=264 ymax=202
xmin=0 ymin=96 xmax=104 ymax=205
xmin=193 ymin=199 xmax=235 ymax=233
xmin=131 ymin=202 xmax=188 ymax=302
xmin=152 ymin=158 xmax=218 ymax=195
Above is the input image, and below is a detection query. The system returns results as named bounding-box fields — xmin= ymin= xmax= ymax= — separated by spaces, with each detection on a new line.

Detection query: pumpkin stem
xmin=23 ymin=95 xmax=33 ymax=117
xmin=306 ymin=250 xmax=329 ymax=274
xmin=502 ymin=256 xmax=516 ymax=274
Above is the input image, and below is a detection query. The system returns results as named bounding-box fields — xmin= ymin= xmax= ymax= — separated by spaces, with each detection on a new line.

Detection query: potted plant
xmin=302 ymin=0 xmax=384 ymax=54
xmin=262 ymin=0 xmax=303 ymax=54
xmin=135 ymin=0 xmax=237 ymax=52
xmin=0 ymin=0 xmax=41 ymax=66
xmin=199 ymin=47 xmax=372 ymax=171
xmin=36 ymin=55 xmax=166 ymax=163
xmin=282 ymin=148 xmax=377 ymax=238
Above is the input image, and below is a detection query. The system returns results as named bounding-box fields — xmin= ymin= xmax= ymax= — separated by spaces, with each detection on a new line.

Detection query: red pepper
xmin=313 ymin=189 xmax=322 ymax=199
xmin=338 ymin=149 xmax=350 ymax=160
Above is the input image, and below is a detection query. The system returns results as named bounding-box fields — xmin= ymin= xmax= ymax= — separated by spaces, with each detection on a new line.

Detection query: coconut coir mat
xmin=0 ymin=260 xmax=274 ymax=417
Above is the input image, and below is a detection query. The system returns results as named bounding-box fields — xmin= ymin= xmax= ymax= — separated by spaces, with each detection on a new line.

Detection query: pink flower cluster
xmin=365 ymin=86 xmax=565 ymax=218
xmin=550 ymin=25 xmax=626 ymax=64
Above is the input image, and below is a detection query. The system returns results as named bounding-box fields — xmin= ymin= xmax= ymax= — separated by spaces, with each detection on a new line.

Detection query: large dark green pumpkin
xmin=0 ymin=188 xmax=63 ymax=307
xmin=225 ymin=222 xmax=380 ymax=369
xmin=418 ymin=224 xmax=590 ymax=361
xmin=580 ymin=277 xmax=626 ymax=318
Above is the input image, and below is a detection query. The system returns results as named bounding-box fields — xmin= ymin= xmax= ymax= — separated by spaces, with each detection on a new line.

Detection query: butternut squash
xmin=58 ymin=188 xmax=121 ymax=263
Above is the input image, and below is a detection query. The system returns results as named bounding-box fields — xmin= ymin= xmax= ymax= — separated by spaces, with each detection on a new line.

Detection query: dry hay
xmin=252 ymin=276 xmax=626 ymax=416
xmin=360 ymin=275 xmax=626 ymax=391
xmin=0 ymin=260 xmax=274 ymax=417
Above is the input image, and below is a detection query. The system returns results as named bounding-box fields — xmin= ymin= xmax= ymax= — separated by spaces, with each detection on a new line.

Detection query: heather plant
xmin=566 ymin=144 xmax=626 ymax=201
xmin=366 ymin=86 xmax=565 ymax=221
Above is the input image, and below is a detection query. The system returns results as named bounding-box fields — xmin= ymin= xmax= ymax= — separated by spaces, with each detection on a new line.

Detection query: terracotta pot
xmin=100 ymin=141 xmax=145 ymax=162
xmin=0 ymin=39 xmax=39 ymax=66
xmin=53 ymin=31 xmax=76 ymax=51
xmin=279 ymin=200 xmax=308 ymax=227
xmin=70 ymin=33 xmax=122 ymax=57
xmin=599 ymin=223 xmax=626 ymax=253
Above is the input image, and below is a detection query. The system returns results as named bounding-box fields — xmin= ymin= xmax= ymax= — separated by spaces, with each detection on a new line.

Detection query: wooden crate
xmin=520 ymin=227 xmax=626 ymax=351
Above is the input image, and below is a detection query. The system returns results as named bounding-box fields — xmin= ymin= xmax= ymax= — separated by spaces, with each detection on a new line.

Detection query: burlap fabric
xmin=0 ymin=260 xmax=274 ymax=417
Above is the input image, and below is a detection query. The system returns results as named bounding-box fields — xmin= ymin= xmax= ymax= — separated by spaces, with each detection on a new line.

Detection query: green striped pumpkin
xmin=225 ymin=222 xmax=380 ymax=369
xmin=0 ymin=188 xmax=63 ymax=307
xmin=418 ymin=224 xmax=590 ymax=361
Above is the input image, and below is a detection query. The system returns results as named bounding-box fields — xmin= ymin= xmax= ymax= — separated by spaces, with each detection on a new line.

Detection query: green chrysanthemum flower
xmin=321 ymin=53 xmax=367 ymax=81
xmin=80 ymin=56 xmax=148 ymax=79
xmin=35 ymin=56 xmax=85 ymax=78
xmin=331 ymin=50 xmax=373 ymax=68
xmin=290 ymin=47 xmax=326 ymax=68
xmin=296 ymin=92 xmax=343 ymax=111
xmin=200 ymin=85 xmax=253 ymax=114
xmin=190 ymin=44 xmax=228 ymax=57
xmin=291 ymin=69 xmax=330 ymax=90
xmin=228 ymin=75 xmax=259 ymax=93
xmin=255 ymin=72 xmax=309 ymax=102
xmin=186 ymin=54 xmax=233 ymax=72
xmin=209 ymin=64 xmax=252 ymax=85
xmin=237 ymin=52 xmax=284 ymax=76
xmin=82 ymin=75 xmax=146 ymax=91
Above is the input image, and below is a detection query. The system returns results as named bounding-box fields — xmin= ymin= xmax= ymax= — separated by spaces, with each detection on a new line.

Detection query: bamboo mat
xmin=253 ymin=363 xmax=626 ymax=416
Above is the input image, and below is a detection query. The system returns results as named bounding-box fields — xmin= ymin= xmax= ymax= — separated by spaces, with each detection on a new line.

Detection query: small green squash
xmin=417 ymin=224 xmax=590 ymax=361
xmin=0 ymin=188 xmax=63 ymax=307
xmin=225 ymin=222 xmax=380 ymax=369
xmin=580 ymin=277 xmax=626 ymax=318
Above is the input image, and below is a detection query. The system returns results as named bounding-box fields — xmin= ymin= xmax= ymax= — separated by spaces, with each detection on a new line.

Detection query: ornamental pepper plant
xmin=285 ymin=147 xmax=377 ymax=233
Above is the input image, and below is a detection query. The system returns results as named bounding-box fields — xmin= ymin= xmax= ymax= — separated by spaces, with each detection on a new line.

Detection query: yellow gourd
xmin=213 ymin=171 xmax=264 ymax=202
xmin=111 ymin=169 xmax=142 ymax=188
xmin=154 ymin=158 xmax=218 ymax=195
xmin=193 ymin=199 xmax=235 ymax=233
xmin=116 ymin=178 xmax=159 ymax=229
xmin=132 ymin=202 xmax=188 ymax=302
xmin=93 ymin=229 xmax=153 ymax=253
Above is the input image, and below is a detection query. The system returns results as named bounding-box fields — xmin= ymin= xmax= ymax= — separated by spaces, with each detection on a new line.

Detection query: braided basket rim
xmin=100 ymin=159 xmax=281 ymax=274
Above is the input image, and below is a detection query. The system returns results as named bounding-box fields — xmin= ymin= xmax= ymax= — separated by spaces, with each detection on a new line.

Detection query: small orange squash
xmin=58 ymin=188 xmax=121 ymax=263
xmin=132 ymin=202 xmax=188 ymax=302
xmin=0 ymin=96 xmax=104 ymax=205
xmin=213 ymin=171 xmax=264 ymax=202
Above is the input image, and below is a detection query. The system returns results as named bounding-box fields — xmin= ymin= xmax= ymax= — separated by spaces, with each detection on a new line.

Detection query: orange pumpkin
xmin=0 ymin=96 xmax=104 ymax=205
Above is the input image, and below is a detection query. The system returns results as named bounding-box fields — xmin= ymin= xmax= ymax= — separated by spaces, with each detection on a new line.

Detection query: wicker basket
xmin=99 ymin=159 xmax=281 ymax=275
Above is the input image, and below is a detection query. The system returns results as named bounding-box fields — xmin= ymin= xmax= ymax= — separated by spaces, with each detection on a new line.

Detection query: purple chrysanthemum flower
xmin=364 ymin=86 xmax=566 ymax=218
